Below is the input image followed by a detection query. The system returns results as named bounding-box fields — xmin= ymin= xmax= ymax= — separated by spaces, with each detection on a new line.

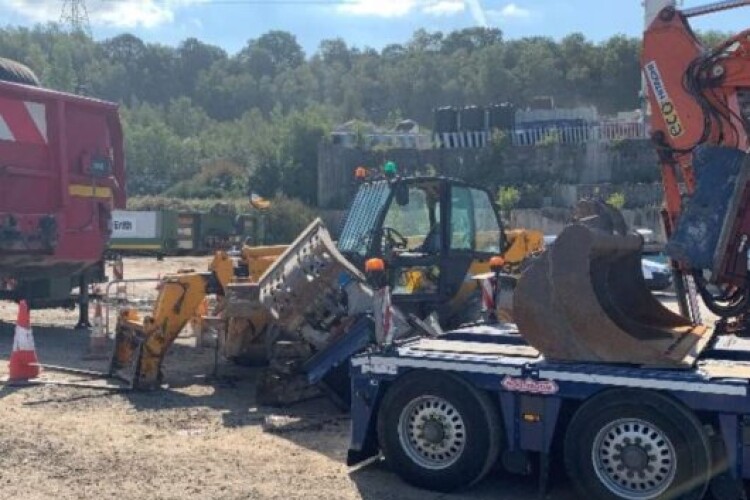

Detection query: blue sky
xmin=1 ymin=1 xmax=747 ymax=55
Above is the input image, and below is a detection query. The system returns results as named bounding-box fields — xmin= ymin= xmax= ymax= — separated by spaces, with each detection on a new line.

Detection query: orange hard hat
xmin=355 ymin=166 xmax=367 ymax=179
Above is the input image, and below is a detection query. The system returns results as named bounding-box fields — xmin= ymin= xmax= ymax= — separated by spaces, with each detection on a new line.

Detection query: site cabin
xmin=0 ymin=78 xmax=126 ymax=307
xmin=348 ymin=324 xmax=750 ymax=499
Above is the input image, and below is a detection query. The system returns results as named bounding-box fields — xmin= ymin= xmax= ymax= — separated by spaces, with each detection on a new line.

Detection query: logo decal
xmin=645 ymin=61 xmax=684 ymax=138
xmin=113 ymin=219 xmax=135 ymax=233
xmin=501 ymin=375 xmax=559 ymax=395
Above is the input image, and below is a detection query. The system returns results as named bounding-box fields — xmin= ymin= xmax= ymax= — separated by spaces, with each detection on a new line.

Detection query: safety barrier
xmin=102 ymin=278 xmax=162 ymax=338
xmin=510 ymin=122 xmax=648 ymax=146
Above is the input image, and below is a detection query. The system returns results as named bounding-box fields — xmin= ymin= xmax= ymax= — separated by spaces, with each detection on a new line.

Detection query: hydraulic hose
xmin=693 ymin=271 xmax=750 ymax=317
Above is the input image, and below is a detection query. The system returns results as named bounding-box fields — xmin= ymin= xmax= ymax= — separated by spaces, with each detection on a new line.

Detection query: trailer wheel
xmin=564 ymin=389 xmax=711 ymax=500
xmin=0 ymin=57 xmax=40 ymax=86
xmin=377 ymin=371 xmax=502 ymax=492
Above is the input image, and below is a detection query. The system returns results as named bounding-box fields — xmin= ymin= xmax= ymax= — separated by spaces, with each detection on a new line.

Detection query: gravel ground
xmin=0 ymin=256 xmax=715 ymax=500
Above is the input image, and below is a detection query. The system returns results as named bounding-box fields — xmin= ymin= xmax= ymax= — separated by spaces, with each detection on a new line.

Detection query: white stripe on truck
xmin=353 ymin=356 xmax=748 ymax=397
xmin=537 ymin=369 xmax=746 ymax=396
xmin=352 ymin=356 xmax=523 ymax=377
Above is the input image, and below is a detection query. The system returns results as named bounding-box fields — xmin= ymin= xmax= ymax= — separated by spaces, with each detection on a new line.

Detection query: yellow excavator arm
xmin=110 ymin=252 xmax=234 ymax=388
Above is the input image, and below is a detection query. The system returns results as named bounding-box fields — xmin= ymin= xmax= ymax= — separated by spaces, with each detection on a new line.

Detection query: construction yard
xmin=0 ymin=256 xmax=578 ymax=500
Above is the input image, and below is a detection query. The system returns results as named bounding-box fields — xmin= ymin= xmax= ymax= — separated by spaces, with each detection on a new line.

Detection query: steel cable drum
xmin=514 ymin=222 xmax=712 ymax=367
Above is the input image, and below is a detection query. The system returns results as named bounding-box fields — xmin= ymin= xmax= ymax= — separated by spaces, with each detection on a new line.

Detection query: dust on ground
xmin=0 ymin=256 xmax=574 ymax=500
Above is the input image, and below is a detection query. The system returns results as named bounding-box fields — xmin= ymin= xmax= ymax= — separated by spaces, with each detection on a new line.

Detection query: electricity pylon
xmin=60 ymin=0 xmax=92 ymax=37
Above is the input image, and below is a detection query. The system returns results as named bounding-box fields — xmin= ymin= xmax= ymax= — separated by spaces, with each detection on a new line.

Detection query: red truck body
xmin=0 ymin=80 xmax=125 ymax=301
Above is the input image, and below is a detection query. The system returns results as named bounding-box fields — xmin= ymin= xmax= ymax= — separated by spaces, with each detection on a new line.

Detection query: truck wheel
xmin=377 ymin=371 xmax=502 ymax=492
xmin=0 ymin=57 xmax=40 ymax=86
xmin=564 ymin=389 xmax=711 ymax=500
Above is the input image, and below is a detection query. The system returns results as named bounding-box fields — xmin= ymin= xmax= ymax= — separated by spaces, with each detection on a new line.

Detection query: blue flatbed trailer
xmin=348 ymin=324 xmax=750 ymax=499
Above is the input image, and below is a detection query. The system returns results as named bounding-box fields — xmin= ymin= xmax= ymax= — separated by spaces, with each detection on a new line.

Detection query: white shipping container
xmin=112 ymin=210 xmax=160 ymax=239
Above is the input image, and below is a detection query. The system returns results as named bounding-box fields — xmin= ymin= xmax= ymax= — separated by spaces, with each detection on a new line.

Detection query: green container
xmin=109 ymin=210 xmax=179 ymax=255
xmin=197 ymin=212 xmax=236 ymax=252
xmin=176 ymin=212 xmax=200 ymax=253
xmin=236 ymin=213 xmax=268 ymax=246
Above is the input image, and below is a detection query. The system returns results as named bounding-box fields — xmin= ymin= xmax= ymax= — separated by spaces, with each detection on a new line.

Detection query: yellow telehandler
xmin=109 ymin=173 xmax=544 ymax=403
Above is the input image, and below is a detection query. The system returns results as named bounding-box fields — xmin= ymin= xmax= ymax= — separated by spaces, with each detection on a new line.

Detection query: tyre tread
xmin=377 ymin=370 xmax=504 ymax=492
xmin=564 ymin=389 xmax=711 ymax=500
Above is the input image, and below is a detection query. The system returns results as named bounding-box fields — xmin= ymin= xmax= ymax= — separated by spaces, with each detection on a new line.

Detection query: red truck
xmin=0 ymin=62 xmax=126 ymax=312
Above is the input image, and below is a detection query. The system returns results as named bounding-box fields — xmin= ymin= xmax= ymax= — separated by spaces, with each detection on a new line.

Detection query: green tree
xmin=607 ymin=192 xmax=626 ymax=210
xmin=442 ymin=27 xmax=502 ymax=54
xmin=319 ymin=38 xmax=352 ymax=68
xmin=279 ymin=108 xmax=330 ymax=204
xmin=177 ymin=37 xmax=227 ymax=94
xmin=497 ymin=186 xmax=521 ymax=217
xmin=47 ymin=42 xmax=76 ymax=91
xmin=240 ymin=31 xmax=304 ymax=76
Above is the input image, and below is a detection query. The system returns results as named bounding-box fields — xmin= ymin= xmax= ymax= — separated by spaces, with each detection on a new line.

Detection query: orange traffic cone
xmin=84 ymin=300 xmax=108 ymax=360
xmin=8 ymin=300 xmax=40 ymax=381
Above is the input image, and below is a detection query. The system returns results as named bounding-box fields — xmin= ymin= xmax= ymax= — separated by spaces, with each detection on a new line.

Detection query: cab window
xmin=450 ymin=186 xmax=501 ymax=253
xmin=382 ymin=184 xmax=441 ymax=254
xmin=471 ymin=189 xmax=502 ymax=253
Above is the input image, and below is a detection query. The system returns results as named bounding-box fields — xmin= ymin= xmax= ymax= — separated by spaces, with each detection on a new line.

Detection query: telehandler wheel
xmin=377 ymin=371 xmax=502 ymax=492
xmin=564 ymin=389 xmax=711 ymax=500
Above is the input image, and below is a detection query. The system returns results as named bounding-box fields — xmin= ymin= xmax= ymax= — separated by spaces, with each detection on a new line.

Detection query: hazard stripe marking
xmin=24 ymin=101 xmax=47 ymax=143
xmin=0 ymin=115 xmax=15 ymax=141
xmin=0 ymin=96 xmax=46 ymax=144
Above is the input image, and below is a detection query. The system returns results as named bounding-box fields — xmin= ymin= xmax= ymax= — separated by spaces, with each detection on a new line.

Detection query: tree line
xmin=0 ymin=25 xmax=723 ymax=206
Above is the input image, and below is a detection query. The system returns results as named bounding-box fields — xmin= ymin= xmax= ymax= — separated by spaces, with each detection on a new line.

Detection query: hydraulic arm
xmin=514 ymin=1 xmax=750 ymax=366
xmin=110 ymin=252 xmax=234 ymax=388
xmin=642 ymin=3 xmax=750 ymax=317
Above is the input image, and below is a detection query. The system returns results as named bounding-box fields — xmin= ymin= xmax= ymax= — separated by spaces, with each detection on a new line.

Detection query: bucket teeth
xmin=514 ymin=218 xmax=712 ymax=367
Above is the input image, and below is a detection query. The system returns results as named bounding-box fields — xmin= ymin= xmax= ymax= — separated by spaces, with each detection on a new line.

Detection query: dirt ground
xmin=0 ymin=256 xmax=711 ymax=500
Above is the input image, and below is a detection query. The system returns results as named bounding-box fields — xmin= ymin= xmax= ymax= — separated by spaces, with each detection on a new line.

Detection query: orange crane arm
xmin=643 ymin=3 xmax=750 ymax=317
xmin=643 ymin=8 xmax=750 ymax=229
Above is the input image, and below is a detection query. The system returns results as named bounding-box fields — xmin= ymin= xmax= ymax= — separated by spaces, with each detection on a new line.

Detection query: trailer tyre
xmin=564 ymin=389 xmax=711 ymax=500
xmin=377 ymin=371 xmax=502 ymax=492
xmin=0 ymin=57 xmax=40 ymax=86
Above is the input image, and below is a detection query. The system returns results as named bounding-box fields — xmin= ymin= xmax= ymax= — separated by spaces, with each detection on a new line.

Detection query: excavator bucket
xmin=514 ymin=202 xmax=712 ymax=367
